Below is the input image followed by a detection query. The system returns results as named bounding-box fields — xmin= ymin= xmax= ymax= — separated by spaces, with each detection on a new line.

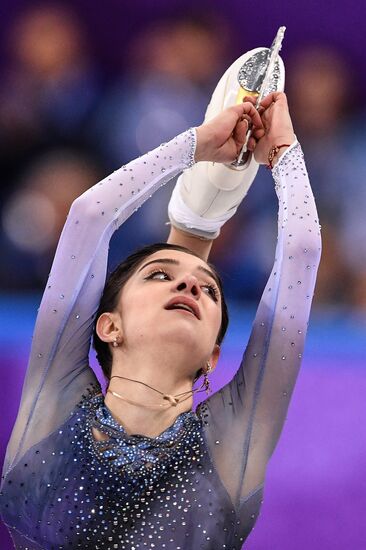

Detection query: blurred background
xmin=0 ymin=1 xmax=365 ymax=549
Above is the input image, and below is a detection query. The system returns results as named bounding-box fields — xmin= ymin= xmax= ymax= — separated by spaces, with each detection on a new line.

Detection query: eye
xmin=144 ymin=268 xmax=219 ymax=301
xmin=202 ymin=283 xmax=219 ymax=302
xmin=144 ymin=269 xmax=171 ymax=281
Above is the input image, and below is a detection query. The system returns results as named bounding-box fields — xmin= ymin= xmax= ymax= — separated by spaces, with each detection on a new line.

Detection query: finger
xmin=241 ymin=113 xmax=251 ymax=124
xmin=233 ymin=118 xmax=249 ymax=147
xmin=241 ymin=102 xmax=263 ymax=129
xmin=260 ymin=91 xmax=288 ymax=111
xmin=247 ymin=135 xmax=257 ymax=152
xmin=242 ymin=95 xmax=257 ymax=106
xmin=252 ymin=126 xmax=265 ymax=140
xmin=228 ymin=103 xmax=264 ymax=139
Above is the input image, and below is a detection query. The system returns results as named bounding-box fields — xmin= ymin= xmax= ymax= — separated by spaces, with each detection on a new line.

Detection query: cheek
xmin=118 ymin=288 xmax=160 ymax=329
xmin=207 ymin=306 xmax=222 ymax=342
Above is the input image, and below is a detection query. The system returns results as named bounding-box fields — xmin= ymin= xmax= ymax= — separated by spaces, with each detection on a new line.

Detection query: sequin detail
xmin=0 ymin=390 xmax=261 ymax=549
xmin=90 ymin=395 xmax=199 ymax=477
xmin=185 ymin=127 xmax=197 ymax=168
xmin=237 ymin=49 xmax=281 ymax=96
xmin=0 ymin=137 xmax=320 ymax=549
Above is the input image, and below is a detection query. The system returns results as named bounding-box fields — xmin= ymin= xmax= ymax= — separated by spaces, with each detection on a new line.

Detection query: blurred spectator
xmin=0 ymin=4 xmax=102 ymax=201
xmin=0 ymin=7 xmax=365 ymax=313
xmin=287 ymin=45 xmax=352 ymax=214
xmin=93 ymin=14 xmax=230 ymax=262
xmin=0 ymin=150 xmax=102 ymax=289
xmin=286 ymin=45 xmax=363 ymax=307
xmin=93 ymin=14 xmax=229 ymax=165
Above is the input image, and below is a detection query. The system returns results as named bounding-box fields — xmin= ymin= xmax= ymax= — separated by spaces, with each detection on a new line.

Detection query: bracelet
xmin=267 ymin=144 xmax=291 ymax=169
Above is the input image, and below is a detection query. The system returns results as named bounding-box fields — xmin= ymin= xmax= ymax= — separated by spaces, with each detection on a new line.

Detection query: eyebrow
xmin=137 ymin=258 xmax=220 ymax=285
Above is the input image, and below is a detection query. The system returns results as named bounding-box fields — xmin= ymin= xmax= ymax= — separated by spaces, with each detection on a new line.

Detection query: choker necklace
xmin=107 ymin=375 xmax=209 ymax=410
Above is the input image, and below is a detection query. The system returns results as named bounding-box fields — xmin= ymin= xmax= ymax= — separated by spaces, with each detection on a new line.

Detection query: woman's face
xmin=114 ymin=249 xmax=222 ymax=371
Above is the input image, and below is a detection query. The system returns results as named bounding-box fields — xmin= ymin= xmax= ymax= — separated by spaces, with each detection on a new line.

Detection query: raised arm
xmin=198 ymin=94 xmax=322 ymax=508
xmin=3 ymin=130 xmax=197 ymax=476
xmin=3 ymin=102 xmax=258 ymax=477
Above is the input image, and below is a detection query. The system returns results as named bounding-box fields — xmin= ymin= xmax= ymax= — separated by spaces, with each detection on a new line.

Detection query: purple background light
xmin=1 ymin=1 xmax=366 ymax=548
xmin=1 ymin=298 xmax=365 ymax=549
xmin=0 ymin=0 xmax=366 ymax=88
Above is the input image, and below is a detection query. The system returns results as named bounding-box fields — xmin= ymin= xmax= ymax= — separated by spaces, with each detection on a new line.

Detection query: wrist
xmin=268 ymin=134 xmax=296 ymax=168
xmin=268 ymin=143 xmax=290 ymax=169
xmin=167 ymin=226 xmax=213 ymax=261
xmin=194 ymin=125 xmax=215 ymax=162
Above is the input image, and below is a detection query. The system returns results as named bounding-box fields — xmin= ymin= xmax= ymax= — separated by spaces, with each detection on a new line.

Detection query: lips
xmin=164 ymin=296 xmax=201 ymax=320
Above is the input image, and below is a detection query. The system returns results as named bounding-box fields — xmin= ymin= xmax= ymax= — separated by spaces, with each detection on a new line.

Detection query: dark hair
xmin=92 ymin=242 xmax=229 ymax=380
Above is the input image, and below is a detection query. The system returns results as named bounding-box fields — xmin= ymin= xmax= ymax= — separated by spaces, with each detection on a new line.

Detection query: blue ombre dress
xmin=0 ymin=130 xmax=321 ymax=549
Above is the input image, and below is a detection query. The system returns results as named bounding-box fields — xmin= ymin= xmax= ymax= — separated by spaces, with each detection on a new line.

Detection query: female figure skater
xmin=0 ymin=50 xmax=321 ymax=548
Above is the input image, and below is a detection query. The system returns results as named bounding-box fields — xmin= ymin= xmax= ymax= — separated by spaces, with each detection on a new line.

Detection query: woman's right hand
xmin=195 ymin=101 xmax=263 ymax=164
xmin=247 ymin=92 xmax=296 ymax=165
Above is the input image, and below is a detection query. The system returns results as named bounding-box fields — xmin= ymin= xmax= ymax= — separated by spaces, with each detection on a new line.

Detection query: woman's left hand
xmin=195 ymin=102 xmax=263 ymax=163
xmin=246 ymin=92 xmax=296 ymax=165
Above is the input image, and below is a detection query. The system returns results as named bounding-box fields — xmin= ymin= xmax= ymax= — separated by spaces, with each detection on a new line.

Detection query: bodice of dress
xmin=0 ymin=129 xmax=321 ymax=549
xmin=1 ymin=388 xmax=262 ymax=549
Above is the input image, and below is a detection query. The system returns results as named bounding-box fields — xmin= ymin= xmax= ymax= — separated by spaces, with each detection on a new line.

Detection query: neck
xmin=104 ymin=347 xmax=200 ymax=438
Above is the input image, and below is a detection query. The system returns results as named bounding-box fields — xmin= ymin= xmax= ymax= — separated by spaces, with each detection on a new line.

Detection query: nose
xmin=175 ymin=274 xmax=201 ymax=298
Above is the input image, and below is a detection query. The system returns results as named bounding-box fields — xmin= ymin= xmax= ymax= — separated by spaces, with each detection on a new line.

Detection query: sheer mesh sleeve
xmin=199 ymin=141 xmax=322 ymax=508
xmin=3 ymin=129 xmax=197 ymax=477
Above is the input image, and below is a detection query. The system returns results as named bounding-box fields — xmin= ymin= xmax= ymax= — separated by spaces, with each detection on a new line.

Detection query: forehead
xmin=119 ymin=248 xmax=222 ymax=302
xmin=139 ymin=249 xmax=209 ymax=270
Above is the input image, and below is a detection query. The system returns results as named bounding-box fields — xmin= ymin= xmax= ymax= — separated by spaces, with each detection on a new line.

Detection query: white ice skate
xmin=169 ymin=30 xmax=286 ymax=239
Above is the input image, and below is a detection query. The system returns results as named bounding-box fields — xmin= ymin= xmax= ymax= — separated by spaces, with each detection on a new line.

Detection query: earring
xmin=203 ymin=361 xmax=212 ymax=395
xmin=112 ymin=337 xmax=119 ymax=348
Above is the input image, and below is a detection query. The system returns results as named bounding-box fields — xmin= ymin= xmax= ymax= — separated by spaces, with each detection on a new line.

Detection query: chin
xmin=158 ymin=324 xmax=205 ymax=351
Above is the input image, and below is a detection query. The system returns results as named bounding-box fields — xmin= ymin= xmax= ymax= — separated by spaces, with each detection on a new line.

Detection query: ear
xmin=95 ymin=312 xmax=123 ymax=344
xmin=208 ymin=344 xmax=220 ymax=372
